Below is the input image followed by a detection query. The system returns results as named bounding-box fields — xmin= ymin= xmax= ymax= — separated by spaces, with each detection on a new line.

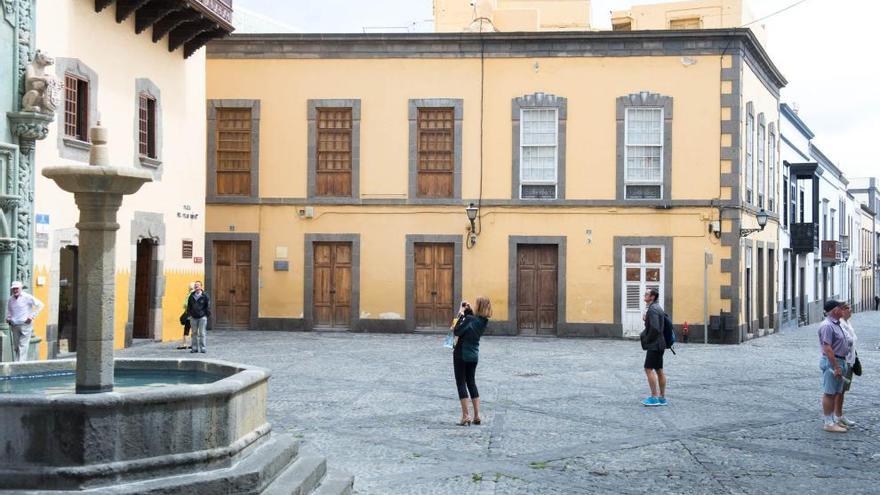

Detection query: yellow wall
xmin=209 ymin=55 xmax=722 ymax=202
xmin=29 ymin=0 xmax=206 ymax=356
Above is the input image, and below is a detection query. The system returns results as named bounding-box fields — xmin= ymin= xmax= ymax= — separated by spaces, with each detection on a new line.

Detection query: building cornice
xmin=809 ymin=143 xmax=848 ymax=186
xmin=780 ymin=103 xmax=815 ymax=139
xmin=207 ymin=28 xmax=786 ymax=91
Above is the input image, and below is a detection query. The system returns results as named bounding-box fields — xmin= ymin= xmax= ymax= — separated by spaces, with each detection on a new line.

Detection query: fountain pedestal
xmin=42 ymin=166 xmax=151 ymax=392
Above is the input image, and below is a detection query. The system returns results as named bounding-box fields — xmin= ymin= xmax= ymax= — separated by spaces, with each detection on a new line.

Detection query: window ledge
xmin=62 ymin=137 xmax=91 ymax=151
xmin=139 ymin=155 xmax=162 ymax=168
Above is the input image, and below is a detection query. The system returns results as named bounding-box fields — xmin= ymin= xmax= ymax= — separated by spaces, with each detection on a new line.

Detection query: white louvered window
xmin=746 ymin=113 xmax=754 ymax=204
xmin=624 ymin=108 xmax=663 ymax=199
xmin=520 ymin=108 xmax=558 ymax=199
xmin=768 ymin=131 xmax=776 ymax=212
xmin=622 ymin=246 xmax=664 ymax=337
xmin=757 ymin=123 xmax=766 ymax=209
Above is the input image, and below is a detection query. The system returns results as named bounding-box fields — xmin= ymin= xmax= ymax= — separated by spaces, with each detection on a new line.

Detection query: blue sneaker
xmin=657 ymin=397 xmax=668 ymax=406
xmin=642 ymin=397 xmax=660 ymax=407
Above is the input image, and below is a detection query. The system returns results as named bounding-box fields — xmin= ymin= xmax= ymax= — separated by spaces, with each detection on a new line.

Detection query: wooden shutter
xmin=417 ymin=108 xmax=454 ymax=198
xmin=64 ymin=74 xmax=88 ymax=141
xmin=215 ymin=108 xmax=252 ymax=196
xmin=316 ymin=108 xmax=352 ymax=196
xmin=139 ymin=93 xmax=157 ymax=158
xmin=182 ymin=239 xmax=193 ymax=259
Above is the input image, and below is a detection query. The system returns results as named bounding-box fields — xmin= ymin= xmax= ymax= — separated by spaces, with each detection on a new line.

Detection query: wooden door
xmin=214 ymin=241 xmax=252 ymax=328
xmin=133 ymin=240 xmax=154 ymax=339
xmin=517 ymin=245 xmax=558 ymax=336
xmin=414 ymin=243 xmax=454 ymax=329
xmin=757 ymin=248 xmax=765 ymax=329
xmin=313 ymin=242 xmax=353 ymax=329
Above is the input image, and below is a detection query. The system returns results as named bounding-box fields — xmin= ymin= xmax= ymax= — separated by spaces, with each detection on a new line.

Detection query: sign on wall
xmin=35 ymin=214 xmax=49 ymax=249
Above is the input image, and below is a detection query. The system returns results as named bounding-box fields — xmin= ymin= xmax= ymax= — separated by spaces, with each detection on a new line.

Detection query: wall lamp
xmin=466 ymin=202 xmax=479 ymax=249
xmin=740 ymin=209 xmax=769 ymax=238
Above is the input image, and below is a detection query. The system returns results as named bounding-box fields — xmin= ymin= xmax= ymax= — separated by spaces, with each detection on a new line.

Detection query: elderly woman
xmin=452 ymin=297 xmax=492 ymax=426
xmin=835 ymin=302 xmax=858 ymax=428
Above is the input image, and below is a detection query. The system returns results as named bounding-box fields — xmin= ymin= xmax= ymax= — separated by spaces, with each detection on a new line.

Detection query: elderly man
xmin=5 ymin=281 xmax=44 ymax=362
xmin=818 ymin=299 xmax=853 ymax=433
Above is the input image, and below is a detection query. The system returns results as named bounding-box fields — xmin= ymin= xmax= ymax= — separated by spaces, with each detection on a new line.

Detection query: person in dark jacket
xmin=187 ymin=281 xmax=211 ymax=353
xmin=640 ymin=288 xmax=667 ymax=407
xmin=452 ymin=296 xmax=492 ymax=426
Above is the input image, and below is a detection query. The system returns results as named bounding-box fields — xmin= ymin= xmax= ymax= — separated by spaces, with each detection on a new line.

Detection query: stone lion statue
xmin=21 ymin=50 xmax=61 ymax=114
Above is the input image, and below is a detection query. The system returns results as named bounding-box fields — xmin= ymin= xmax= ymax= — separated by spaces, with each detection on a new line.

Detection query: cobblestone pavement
xmin=121 ymin=311 xmax=880 ymax=494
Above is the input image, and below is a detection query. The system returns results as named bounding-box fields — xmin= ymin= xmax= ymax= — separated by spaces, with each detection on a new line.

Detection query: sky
xmin=234 ymin=0 xmax=879 ymax=179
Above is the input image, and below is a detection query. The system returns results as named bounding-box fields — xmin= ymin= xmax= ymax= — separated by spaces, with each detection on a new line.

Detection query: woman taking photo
xmin=452 ymin=297 xmax=492 ymax=426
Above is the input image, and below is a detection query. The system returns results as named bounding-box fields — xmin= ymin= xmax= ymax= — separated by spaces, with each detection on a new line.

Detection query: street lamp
xmin=465 ymin=203 xmax=479 ymax=248
xmin=740 ymin=209 xmax=769 ymax=237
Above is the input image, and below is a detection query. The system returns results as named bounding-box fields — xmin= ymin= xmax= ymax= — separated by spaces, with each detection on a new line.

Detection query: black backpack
xmin=662 ymin=312 xmax=676 ymax=354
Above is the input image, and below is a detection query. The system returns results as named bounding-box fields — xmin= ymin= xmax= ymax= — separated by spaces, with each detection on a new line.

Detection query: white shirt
xmin=6 ymin=291 xmax=44 ymax=326
xmin=841 ymin=318 xmax=857 ymax=366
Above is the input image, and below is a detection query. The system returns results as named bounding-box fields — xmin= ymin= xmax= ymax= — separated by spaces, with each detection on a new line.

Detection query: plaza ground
xmin=122 ymin=311 xmax=880 ymax=494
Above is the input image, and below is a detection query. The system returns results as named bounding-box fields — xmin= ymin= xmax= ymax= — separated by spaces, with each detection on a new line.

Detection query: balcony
xmin=790 ymin=222 xmax=819 ymax=254
xmin=839 ymin=235 xmax=850 ymax=262
xmin=821 ymin=240 xmax=843 ymax=265
xmin=95 ymin=0 xmax=235 ymax=58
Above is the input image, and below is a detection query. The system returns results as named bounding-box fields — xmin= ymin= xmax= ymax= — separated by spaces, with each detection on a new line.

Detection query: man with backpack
xmin=640 ymin=288 xmax=671 ymax=407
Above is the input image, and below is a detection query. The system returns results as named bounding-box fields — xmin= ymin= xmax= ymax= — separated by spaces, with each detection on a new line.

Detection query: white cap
xmin=10 ymin=281 xmax=23 ymax=289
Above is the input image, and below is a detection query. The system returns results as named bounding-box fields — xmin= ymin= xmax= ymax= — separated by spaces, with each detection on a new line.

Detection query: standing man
xmin=187 ymin=281 xmax=211 ymax=354
xmin=818 ymin=299 xmax=852 ymax=433
xmin=640 ymin=288 xmax=667 ymax=407
xmin=5 ymin=281 xmax=45 ymax=362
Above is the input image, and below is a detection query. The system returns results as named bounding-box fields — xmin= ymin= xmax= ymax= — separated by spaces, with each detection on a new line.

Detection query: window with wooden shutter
xmin=316 ymin=108 xmax=352 ymax=196
xmin=138 ymin=93 xmax=157 ymax=159
xmin=669 ymin=17 xmax=701 ymax=29
xmin=417 ymin=108 xmax=454 ymax=198
xmin=215 ymin=107 xmax=252 ymax=196
xmin=64 ymin=73 xmax=89 ymax=142
xmin=182 ymin=239 xmax=193 ymax=259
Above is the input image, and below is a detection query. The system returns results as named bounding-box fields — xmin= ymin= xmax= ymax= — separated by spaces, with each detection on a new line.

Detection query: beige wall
xmin=434 ymin=0 xmax=590 ymax=32
xmin=611 ymin=0 xmax=766 ymax=46
xmin=31 ymin=0 xmax=206 ymax=357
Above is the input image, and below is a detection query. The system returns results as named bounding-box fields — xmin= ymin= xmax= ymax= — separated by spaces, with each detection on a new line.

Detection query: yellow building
xmin=30 ymin=0 xmax=233 ymax=358
xmin=204 ymin=12 xmax=785 ymax=343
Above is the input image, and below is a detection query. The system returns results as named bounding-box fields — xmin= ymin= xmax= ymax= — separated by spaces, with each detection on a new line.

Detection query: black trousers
xmin=454 ymin=355 xmax=479 ymax=400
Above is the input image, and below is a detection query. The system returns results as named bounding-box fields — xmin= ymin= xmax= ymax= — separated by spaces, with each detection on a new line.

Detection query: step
xmin=89 ymin=433 xmax=300 ymax=495
xmin=262 ymin=455 xmax=326 ymax=495
xmin=312 ymin=469 xmax=354 ymax=495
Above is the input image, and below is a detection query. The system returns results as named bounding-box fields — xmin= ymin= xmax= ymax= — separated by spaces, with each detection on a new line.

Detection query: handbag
xmin=853 ymin=356 xmax=862 ymax=377
xmin=179 ymin=312 xmax=189 ymax=326
xmin=443 ymin=331 xmax=455 ymax=349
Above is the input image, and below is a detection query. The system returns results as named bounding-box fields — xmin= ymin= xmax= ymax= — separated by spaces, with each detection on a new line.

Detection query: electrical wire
xmin=740 ymin=0 xmax=812 ymax=28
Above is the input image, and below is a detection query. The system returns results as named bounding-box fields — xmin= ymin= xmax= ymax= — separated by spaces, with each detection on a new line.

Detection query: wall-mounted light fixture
xmin=466 ymin=202 xmax=479 ymax=249
xmin=739 ymin=209 xmax=769 ymax=238
xmin=708 ymin=220 xmax=721 ymax=239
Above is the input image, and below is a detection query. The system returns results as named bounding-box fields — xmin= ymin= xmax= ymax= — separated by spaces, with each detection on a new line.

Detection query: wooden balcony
xmin=821 ymin=240 xmax=843 ymax=265
xmin=790 ymin=222 xmax=818 ymax=254
xmin=95 ymin=0 xmax=235 ymax=58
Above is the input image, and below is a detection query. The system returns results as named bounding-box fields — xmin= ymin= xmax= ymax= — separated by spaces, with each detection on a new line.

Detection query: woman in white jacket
xmin=836 ymin=303 xmax=857 ymax=428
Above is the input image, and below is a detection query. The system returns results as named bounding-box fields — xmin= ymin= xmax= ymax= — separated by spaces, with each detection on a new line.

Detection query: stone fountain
xmin=0 ymin=125 xmax=352 ymax=493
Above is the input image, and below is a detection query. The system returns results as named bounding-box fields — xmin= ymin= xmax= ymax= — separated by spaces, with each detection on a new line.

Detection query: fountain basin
xmin=0 ymin=358 xmax=271 ymax=491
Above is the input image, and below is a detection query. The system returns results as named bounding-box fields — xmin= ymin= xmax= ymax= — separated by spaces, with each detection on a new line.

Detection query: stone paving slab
xmin=121 ymin=311 xmax=880 ymax=494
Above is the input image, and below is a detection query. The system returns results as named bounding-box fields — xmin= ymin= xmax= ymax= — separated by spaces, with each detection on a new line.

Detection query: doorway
xmin=213 ymin=241 xmax=252 ymax=328
xmin=621 ymin=245 xmax=664 ymax=337
xmin=58 ymin=245 xmax=78 ymax=353
xmin=413 ymin=243 xmax=454 ymax=330
xmin=132 ymin=239 xmax=156 ymax=339
xmin=313 ymin=242 xmax=353 ymax=329
xmin=517 ymin=244 xmax=558 ymax=336
xmin=757 ymin=248 xmax=765 ymax=330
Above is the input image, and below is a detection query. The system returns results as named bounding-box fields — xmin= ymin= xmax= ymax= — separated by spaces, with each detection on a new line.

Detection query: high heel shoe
xmin=457 ymin=417 xmax=472 ymax=426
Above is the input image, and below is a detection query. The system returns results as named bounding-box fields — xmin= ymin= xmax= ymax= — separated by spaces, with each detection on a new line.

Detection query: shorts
xmin=820 ymin=356 xmax=847 ymax=395
xmin=644 ymin=350 xmax=664 ymax=370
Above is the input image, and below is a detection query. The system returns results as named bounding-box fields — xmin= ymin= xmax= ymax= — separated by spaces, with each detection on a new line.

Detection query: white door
xmin=622 ymin=246 xmax=664 ymax=337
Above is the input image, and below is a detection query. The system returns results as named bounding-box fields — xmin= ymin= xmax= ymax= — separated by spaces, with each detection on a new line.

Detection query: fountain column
xmin=43 ymin=124 xmax=151 ymax=393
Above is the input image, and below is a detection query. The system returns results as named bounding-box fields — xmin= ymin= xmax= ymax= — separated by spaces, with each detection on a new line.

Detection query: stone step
xmin=262 ymin=455 xmax=326 ymax=495
xmin=83 ymin=433 xmax=300 ymax=495
xmin=311 ymin=469 xmax=354 ymax=495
